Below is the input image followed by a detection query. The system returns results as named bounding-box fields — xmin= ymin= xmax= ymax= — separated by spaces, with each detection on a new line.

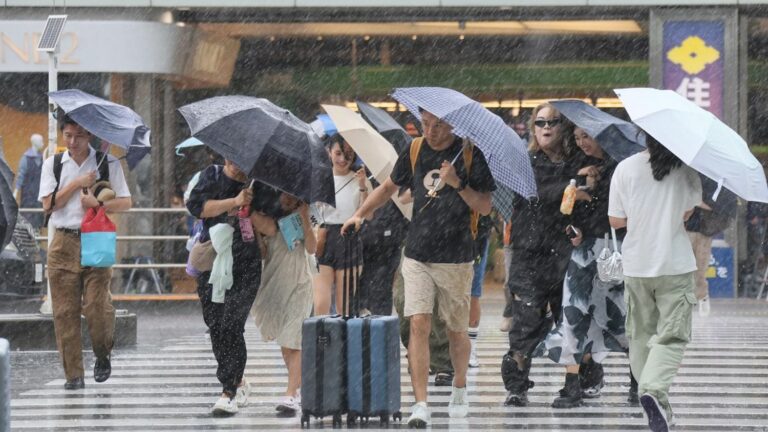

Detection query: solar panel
xmin=37 ymin=15 xmax=67 ymax=52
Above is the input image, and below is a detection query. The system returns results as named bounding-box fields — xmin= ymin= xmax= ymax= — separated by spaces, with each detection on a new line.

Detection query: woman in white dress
xmin=251 ymin=192 xmax=317 ymax=414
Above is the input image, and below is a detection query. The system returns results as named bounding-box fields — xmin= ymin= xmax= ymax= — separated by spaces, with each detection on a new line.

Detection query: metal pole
xmin=39 ymin=50 xmax=58 ymax=315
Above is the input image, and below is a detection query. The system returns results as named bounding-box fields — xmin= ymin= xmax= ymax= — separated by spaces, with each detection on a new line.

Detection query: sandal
xmin=434 ymin=371 xmax=454 ymax=387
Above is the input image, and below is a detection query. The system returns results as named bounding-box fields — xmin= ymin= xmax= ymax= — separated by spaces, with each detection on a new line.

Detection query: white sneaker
xmin=407 ymin=402 xmax=430 ymax=428
xmin=448 ymin=386 xmax=469 ymax=418
xmin=276 ymin=395 xmax=299 ymax=414
xmin=236 ymin=379 xmax=251 ymax=407
xmin=698 ymin=296 xmax=711 ymax=317
xmin=499 ymin=317 xmax=513 ymax=332
xmin=468 ymin=344 xmax=480 ymax=368
xmin=211 ymin=395 xmax=238 ymax=416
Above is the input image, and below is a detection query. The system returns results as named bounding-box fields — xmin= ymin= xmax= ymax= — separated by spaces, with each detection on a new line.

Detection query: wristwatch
xmin=456 ymin=178 xmax=468 ymax=192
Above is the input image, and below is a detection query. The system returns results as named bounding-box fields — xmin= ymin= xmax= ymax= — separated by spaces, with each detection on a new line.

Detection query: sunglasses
xmin=534 ymin=118 xmax=562 ymax=128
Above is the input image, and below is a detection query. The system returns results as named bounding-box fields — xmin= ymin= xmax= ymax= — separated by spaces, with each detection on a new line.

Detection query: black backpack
xmin=44 ymin=151 xmax=110 ymax=225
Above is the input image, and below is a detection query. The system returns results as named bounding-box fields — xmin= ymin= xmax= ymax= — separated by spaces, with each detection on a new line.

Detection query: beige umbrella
xmin=322 ymin=104 xmax=412 ymax=220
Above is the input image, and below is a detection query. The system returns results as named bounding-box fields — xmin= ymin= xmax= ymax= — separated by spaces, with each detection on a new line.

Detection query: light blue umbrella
xmin=550 ymin=99 xmax=645 ymax=162
xmin=309 ymin=113 xmax=338 ymax=138
xmin=48 ymin=89 xmax=151 ymax=169
xmin=175 ymin=137 xmax=204 ymax=156
xmin=391 ymin=87 xmax=537 ymax=219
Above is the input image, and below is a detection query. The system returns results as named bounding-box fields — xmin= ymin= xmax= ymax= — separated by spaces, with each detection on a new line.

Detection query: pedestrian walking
xmin=534 ymin=126 xmax=632 ymax=408
xmin=501 ymin=103 xmax=582 ymax=407
xmin=685 ymin=175 xmax=737 ymax=316
xmin=343 ymin=108 xmax=496 ymax=427
xmin=38 ymin=115 xmax=132 ymax=390
xmin=15 ymin=133 xmax=44 ymax=228
xmin=186 ymin=159 xmax=276 ymax=416
xmin=313 ymin=136 xmax=367 ymax=315
xmin=608 ymin=135 xmax=702 ymax=432
xmin=251 ymin=191 xmax=316 ymax=415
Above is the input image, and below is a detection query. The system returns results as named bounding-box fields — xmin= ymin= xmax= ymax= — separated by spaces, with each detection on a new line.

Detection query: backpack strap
xmin=94 ymin=151 xmax=110 ymax=182
xmin=461 ymin=139 xmax=479 ymax=240
xmin=44 ymin=152 xmax=65 ymax=226
xmin=410 ymin=136 xmax=480 ymax=240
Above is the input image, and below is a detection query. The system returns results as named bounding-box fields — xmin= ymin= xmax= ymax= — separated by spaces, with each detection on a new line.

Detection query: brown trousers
xmin=48 ymin=230 xmax=115 ymax=380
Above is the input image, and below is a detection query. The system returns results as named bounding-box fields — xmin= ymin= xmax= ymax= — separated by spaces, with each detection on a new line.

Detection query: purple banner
xmin=662 ymin=20 xmax=725 ymax=119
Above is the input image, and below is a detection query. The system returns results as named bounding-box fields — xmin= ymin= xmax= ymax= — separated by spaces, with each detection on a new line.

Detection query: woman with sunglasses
xmin=501 ymin=103 xmax=584 ymax=407
xmin=534 ymin=126 xmax=634 ymax=409
xmin=312 ymin=135 xmax=368 ymax=316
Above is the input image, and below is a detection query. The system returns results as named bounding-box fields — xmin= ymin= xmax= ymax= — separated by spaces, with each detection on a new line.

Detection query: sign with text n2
xmin=662 ymin=20 xmax=725 ymax=120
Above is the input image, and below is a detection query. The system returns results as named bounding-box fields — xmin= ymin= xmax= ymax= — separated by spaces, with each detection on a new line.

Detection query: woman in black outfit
xmin=501 ymin=103 xmax=583 ymax=407
xmin=186 ymin=159 xmax=276 ymax=416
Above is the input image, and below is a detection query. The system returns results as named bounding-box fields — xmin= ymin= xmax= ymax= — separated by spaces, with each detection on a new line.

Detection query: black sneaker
xmin=94 ymin=355 xmax=112 ymax=383
xmin=640 ymin=393 xmax=669 ymax=432
xmin=64 ymin=377 xmax=85 ymax=390
xmin=434 ymin=371 xmax=454 ymax=386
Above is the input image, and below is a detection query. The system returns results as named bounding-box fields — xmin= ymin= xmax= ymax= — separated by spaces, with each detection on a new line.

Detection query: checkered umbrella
xmin=391 ymin=87 xmax=537 ymax=219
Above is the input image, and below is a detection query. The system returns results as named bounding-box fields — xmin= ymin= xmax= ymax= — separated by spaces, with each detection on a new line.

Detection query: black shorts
xmin=317 ymin=225 xmax=362 ymax=270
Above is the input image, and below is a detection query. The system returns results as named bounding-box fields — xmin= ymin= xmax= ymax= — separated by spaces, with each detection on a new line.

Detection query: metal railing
xmin=19 ymin=208 xmax=193 ymax=294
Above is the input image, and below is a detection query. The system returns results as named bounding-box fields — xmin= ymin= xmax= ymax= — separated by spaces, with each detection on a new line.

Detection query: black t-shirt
xmin=390 ymin=137 xmax=496 ymax=263
xmin=186 ymin=165 xmax=275 ymax=262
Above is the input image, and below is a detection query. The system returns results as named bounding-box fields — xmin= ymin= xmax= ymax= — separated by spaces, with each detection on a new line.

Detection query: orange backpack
xmin=409 ymin=137 xmax=480 ymax=239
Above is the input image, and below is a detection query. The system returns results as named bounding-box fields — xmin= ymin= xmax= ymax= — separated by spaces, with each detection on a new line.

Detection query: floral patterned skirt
xmin=534 ymin=236 xmax=629 ymax=365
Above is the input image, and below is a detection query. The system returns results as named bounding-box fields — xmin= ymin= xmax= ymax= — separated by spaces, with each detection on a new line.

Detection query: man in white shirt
xmin=39 ymin=115 xmax=132 ymax=390
xmin=608 ymin=137 xmax=701 ymax=432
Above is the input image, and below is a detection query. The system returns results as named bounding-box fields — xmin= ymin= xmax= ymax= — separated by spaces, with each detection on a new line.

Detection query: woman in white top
xmin=313 ymin=136 xmax=368 ymax=315
xmin=251 ymin=192 xmax=317 ymax=414
xmin=608 ymin=134 xmax=701 ymax=432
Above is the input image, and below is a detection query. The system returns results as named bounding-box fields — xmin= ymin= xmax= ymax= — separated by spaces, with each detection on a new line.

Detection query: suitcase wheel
xmin=301 ymin=411 xmax=310 ymax=428
xmin=393 ymin=411 xmax=403 ymax=422
xmin=332 ymin=414 xmax=342 ymax=428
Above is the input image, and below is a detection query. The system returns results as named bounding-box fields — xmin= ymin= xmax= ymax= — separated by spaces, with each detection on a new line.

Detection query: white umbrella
xmin=321 ymin=104 xmax=413 ymax=220
xmin=615 ymin=87 xmax=768 ymax=203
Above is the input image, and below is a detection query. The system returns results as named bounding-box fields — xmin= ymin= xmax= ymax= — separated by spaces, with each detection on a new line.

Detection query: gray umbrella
xmin=550 ymin=99 xmax=645 ymax=162
xmin=356 ymin=100 xmax=412 ymax=154
xmin=178 ymin=96 xmax=335 ymax=206
xmin=0 ymin=157 xmax=17 ymax=250
xmin=49 ymin=89 xmax=151 ymax=169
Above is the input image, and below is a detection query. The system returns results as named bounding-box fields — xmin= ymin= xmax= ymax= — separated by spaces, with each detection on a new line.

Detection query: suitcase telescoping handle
xmin=342 ymin=230 xmax=361 ymax=319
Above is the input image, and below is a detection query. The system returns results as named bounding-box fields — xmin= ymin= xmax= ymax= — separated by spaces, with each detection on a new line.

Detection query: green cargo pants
xmin=393 ymin=260 xmax=453 ymax=375
xmin=624 ymin=272 xmax=696 ymax=419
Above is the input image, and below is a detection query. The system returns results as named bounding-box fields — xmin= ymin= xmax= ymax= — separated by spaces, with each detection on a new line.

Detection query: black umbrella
xmin=0 ymin=157 xmax=18 ymax=250
xmin=49 ymin=89 xmax=151 ymax=169
xmin=178 ymin=96 xmax=335 ymax=206
xmin=356 ymin=100 xmax=411 ymax=154
xmin=550 ymin=99 xmax=646 ymax=162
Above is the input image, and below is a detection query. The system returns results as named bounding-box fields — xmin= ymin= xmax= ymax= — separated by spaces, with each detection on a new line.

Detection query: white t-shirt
xmin=39 ymin=149 xmax=131 ymax=229
xmin=316 ymin=172 xmax=361 ymax=225
xmin=608 ymin=151 xmax=702 ymax=277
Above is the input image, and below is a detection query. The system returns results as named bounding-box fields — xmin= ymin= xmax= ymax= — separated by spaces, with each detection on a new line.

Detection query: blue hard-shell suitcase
xmin=300 ymin=315 xmax=347 ymax=428
xmin=346 ymin=315 xmax=402 ymax=425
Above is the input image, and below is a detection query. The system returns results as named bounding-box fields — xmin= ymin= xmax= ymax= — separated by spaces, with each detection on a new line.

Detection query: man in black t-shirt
xmin=342 ymin=110 xmax=496 ymax=427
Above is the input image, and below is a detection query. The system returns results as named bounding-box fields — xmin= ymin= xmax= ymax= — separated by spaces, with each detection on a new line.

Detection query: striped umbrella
xmin=391 ymin=87 xmax=537 ymax=219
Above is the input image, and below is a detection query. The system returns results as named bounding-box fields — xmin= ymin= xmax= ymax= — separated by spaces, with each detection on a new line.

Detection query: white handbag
xmin=596 ymin=227 xmax=624 ymax=283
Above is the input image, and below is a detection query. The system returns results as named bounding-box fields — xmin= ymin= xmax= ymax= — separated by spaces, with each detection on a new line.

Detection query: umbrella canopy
xmin=549 ymin=99 xmax=645 ymax=162
xmin=391 ymin=87 xmax=537 ymax=219
xmin=356 ymin=100 xmax=412 ymax=154
xmin=178 ymin=96 xmax=335 ymax=206
xmin=615 ymin=87 xmax=768 ymax=203
xmin=0 ymin=157 xmax=17 ymax=250
xmin=48 ymin=89 xmax=151 ymax=169
xmin=322 ymin=104 xmax=413 ymax=220
xmin=309 ymin=114 xmax=338 ymax=138
xmin=175 ymin=137 xmax=203 ymax=156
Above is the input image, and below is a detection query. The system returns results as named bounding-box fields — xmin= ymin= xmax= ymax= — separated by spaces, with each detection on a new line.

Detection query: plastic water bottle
xmin=238 ymin=206 xmax=255 ymax=243
xmin=560 ymin=179 xmax=577 ymax=215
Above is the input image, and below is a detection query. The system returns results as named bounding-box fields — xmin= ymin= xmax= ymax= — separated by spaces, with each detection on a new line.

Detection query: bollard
xmin=0 ymin=338 xmax=9 ymax=432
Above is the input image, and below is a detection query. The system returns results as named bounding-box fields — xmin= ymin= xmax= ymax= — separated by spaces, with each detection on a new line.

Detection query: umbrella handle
xmin=426 ymin=146 xmax=465 ymax=196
